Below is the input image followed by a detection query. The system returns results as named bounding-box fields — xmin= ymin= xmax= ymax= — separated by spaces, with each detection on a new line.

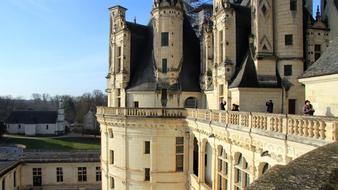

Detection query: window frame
xmin=162 ymin=58 xmax=168 ymax=73
xmin=110 ymin=177 xmax=115 ymax=189
xmin=145 ymin=168 xmax=150 ymax=181
xmin=96 ymin=167 xmax=102 ymax=182
xmin=110 ymin=150 xmax=114 ymax=165
xmin=144 ymin=141 xmax=150 ymax=154
xmin=284 ymin=65 xmax=293 ymax=76
xmin=77 ymin=167 xmax=87 ymax=182
xmin=56 ymin=167 xmax=63 ymax=183
xmin=176 ymin=137 xmax=184 ymax=172
xmin=290 ymin=0 xmax=297 ymax=11
xmin=161 ymin=32 xmax=169 ymax=47
xmin=285 ymin=34 xmax=293 ymax=46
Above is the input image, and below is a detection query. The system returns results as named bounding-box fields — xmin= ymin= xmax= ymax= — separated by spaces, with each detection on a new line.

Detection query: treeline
xmin=0 ymin=90 xmax=107 ymax=124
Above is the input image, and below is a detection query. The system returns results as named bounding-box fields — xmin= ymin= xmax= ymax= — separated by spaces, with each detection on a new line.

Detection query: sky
xmin=0 ymin=0 xmax=320 ymax=99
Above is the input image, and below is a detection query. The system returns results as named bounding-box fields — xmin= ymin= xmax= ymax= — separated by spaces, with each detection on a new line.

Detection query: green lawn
xmin=0 ymin=135 xmax=100 ymax=150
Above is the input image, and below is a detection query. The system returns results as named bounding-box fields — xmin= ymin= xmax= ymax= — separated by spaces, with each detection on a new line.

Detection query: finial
xmin=134 ymin=16 xmax=137 ymax=24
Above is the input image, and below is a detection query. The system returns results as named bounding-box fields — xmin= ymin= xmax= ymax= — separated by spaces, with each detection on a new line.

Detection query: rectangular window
xmin=117 ymin=89 xmax=121 ymax=96
xmin=290 ymin=0 xmax=297 ymax=11
xmin=314 ymin=44 xmax=321 ymax=61
xmin=2 ymin=178 xmax=5 ymax=190
xmin=288 ymin=99 xmax=296 ymax=114
xmin=219 ymin=84 xmax=224 ymax=96
xmin=176 ymin=137 xmax=184 ymax=172
xmin=108 ymin=129 xmax=114 ymax=138
xmin=96 ymin=167 xmax=102 ymax=182
xmin=56 ymin=167 xmax=63 ymax=182
xmin=284 ymin=65 xmax=293 ymax=76
xmin=117 ymin=58 xmax=121 ymax=72
xmin=117 ymin=46 xmax=122 ymax=57
xmin=116 ymin=46 xmax=122 ymax=73
xmin=134 ymin=101 xmax=139 ymax=108
xmin=144 ymin=141 xmax=150 ymax=154
xmin=285 ymin=34 xmax=293 ymax=46
xmin=110 ymin=150 xmax=114 ymax=164
xmin=32 ymin=168 xmax=42 ymax=186
xmin=145 ymin=168 xmax=150 ymax=181
xmin=219 ymin=30 xmax=224 ymax=63
xmin=161 ymin=32 xmax=169 ymax=46
xmin=46 ymin=125 xmax=49 ymax=130
xmin=162 ymin=59 xmax=168 ymax=73
xmin=78 ymin=167 xmax=87 ymax=182
xmin=117 ymin=98 xmax=121 ymax=107
xmin=13 ymin=171 xmax=16 ymax=187
xmin=314 ymin=44 xmax=321 ymax=51
xmin=110 ymin=177 xmax=115 ymax=189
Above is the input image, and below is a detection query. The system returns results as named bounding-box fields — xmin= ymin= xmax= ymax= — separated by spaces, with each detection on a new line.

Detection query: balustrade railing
xmin=186 ymin=109 xmax=338 ymax=142
xmin=97 ymin=107 xmax=186 ymax=118
xmin=97 ymin=107 xmax=338 ymax=142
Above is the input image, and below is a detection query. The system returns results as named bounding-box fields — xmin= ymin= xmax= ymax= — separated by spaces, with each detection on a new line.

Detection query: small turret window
xmin=290 ymin=0 xmax=297 ymax=11
xmin=162 ymin=59 xmax=168 ymax=73
xmin=161 ymin=32 xmax=169 ymax=46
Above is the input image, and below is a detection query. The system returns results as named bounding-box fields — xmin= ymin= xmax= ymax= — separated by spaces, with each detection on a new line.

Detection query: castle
xmin=98 ymin=0 xmax=338 ymax=189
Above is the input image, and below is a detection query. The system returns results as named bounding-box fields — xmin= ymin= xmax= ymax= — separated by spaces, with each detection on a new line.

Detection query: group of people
xmin=266 ymin=99 xmax=315 ymax=115
xmin=220 ymin=99 xmax=315 ymax=116
xmin=220 ymin=101 xmax=240 ymax=111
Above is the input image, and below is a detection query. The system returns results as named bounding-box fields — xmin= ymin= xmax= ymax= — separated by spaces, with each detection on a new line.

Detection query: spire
xmin=316 ymin=5 xmax=321 ymax=21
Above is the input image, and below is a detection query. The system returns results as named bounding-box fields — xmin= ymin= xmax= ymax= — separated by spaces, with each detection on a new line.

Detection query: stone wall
xmin=97 ymin=107 xmax=338 ymax=190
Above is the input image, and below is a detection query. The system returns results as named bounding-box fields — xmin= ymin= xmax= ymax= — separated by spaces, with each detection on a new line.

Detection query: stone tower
xmin=251 ymin=0 xmax=277 ymax=83
xmin=274 ymin=0 xmax=305 ymax=114
xmin=107 ymin=6 xmax=131 ymax=107
xmin=152 ymin=0 xmax=185 ymax=106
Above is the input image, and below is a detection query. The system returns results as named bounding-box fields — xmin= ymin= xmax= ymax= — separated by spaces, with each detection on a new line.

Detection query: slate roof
xmin=228 ymin=4 xmax=280 ymax=89
xmin=248 ymin=142 xmax=338 ymax=190
xmin=301 ymin=37 xmax=338 ymax=78
xmin=5 ymin=111 xmax=58 ymax=124
xmin=230 ymin=49 xmax=281 ymax=88
xmin=126 ymin=15 xmax=201 ymax=92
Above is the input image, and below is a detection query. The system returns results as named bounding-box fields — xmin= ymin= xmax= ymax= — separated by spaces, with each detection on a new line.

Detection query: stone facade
xmin=0 ymin=150 xmax=101 ymax=190
xmin=105 ymin=0 xmax=335 ymax=115
xmin=97 ymin=107 xmax=338 ymax=190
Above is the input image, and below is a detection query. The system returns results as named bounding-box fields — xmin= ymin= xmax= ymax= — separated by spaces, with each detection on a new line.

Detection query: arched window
xmin=217 ymin=146 xmax=228 ymax=190
xmin=234 ymin=153 xmax=250 ymax=190
xmin=184 ymin=97 xmax=198 ymax=108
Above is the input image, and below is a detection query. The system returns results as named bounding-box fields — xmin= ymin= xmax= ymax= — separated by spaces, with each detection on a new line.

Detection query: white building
xmin=300 ymin=37 xmax=338 ymax=117
xmin=5 ymin=101 xmax=66 ymax=136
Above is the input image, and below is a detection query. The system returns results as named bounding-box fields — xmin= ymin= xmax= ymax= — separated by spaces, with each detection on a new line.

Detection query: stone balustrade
xmin=97 ymin=107 xmax=186 ymax=118
xmin=187 ymin=109 xmax=338 ymax=143
xmin=97 ymin=107 xmax=338 ymax=143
